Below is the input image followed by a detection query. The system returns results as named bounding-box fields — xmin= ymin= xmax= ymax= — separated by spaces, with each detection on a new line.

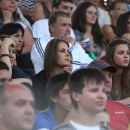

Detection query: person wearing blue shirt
xmin=33 ymin=73 xmax=73 ymax=130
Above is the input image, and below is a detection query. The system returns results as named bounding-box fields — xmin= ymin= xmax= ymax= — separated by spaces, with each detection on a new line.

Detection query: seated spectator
xmin=117 ymin=11 xmax=130 ymax=41
xmin=33 ymin=72 xmax=73 ymax=130
xmin=32 ymin=38 xmax=70 ymax=111
xmin=0 ymin=23 xmax=34 ymax=77
xmin=54 ymin=68 xmax=107 ymax=130
xmin=32 ymin=0 xmax=52 ymax=22
xmin=32 ymin=0 xmax=74 ymax=39
xmin=84 ymin=0 xmax=111 ymax=28
xmin=102 ymin=1 xmax=128 ymax=42
xmin=72 ymin=2 xmax=107 ymax=59
xmin=0 ymin=83 xmax=35 ymax=130
xmin=31 ymin=11 xmax=92 ymax=74
xmin=105 ymin=38 xmax=130 ymax=101
xmin=0 ymin=0 xmax=34 ymax=55
xmin=0 ymin=37 xmax=33 ymax=90
xmin=88 ymin=59 xmax=130 ymax=130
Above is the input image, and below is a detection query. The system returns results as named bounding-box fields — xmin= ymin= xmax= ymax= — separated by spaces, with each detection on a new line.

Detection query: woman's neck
xmin=85 ymin=24 xmax=92 ymax=34
xmin=51 ymin=66 xmax=64 ymax=77
xmin=117 ymin=68 xmax=123 ymax=78
xmin=115 ymin=68 xmax=124 ymax=95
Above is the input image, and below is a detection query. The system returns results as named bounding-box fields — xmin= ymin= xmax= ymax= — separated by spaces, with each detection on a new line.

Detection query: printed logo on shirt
xmin=115 ymin=111 xmax=124 ymax=114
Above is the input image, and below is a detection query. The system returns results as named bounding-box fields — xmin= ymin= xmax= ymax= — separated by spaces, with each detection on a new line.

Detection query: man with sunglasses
xmin=102 ymin=1 xmax=128 ymax=42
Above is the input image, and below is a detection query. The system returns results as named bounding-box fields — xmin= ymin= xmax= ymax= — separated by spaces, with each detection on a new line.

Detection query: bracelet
xmin=0 ymin=54 xmax=10 ymax=59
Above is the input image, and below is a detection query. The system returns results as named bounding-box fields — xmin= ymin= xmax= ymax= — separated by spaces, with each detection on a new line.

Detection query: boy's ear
xmin=52 ymin=7 xmax=58 ymax=13
xmin=109 ymin=10 xmax=114 ymax=16
xmin=50 ymin=96 xmax=58 ymax=103
xmin=71 ymin=91 xmax=80 ymax=102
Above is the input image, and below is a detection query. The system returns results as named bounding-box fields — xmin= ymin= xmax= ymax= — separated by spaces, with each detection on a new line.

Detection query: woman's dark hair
xmin=72 ymin=2 xmax=106 ymax=48
xmin=44 ymin=38 xmax=69 ymax=79
xmin=0 ymin=23 xmax=24 ymax=36
xmin=117 ymin=11 xmax=130 ymax=37
xmin=105 ymin=38 xmax=130 ymax=99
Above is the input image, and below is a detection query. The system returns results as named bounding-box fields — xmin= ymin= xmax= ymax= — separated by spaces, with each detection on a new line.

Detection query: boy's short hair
xmin=46 ymin=72 xmax=69 ymax=108
xmin=52 ymin=0 xmax=73 ymax=8
xmin=69 ymin=68 xmax=106 ymax=109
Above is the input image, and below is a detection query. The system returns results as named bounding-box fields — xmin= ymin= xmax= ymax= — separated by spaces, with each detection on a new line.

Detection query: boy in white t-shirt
xmin=54 ymin=68 xmax=108 ymax=130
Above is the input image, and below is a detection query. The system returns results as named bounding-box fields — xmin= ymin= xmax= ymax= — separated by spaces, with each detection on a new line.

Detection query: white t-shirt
xmin=70 ymin=120 xmax=100 ymax=130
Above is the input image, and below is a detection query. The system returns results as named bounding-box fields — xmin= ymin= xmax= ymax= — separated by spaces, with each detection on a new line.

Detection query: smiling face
xmin=54 ymin=41 xmax=70 ymax=68
xmin=113 ymin=44 xmax=130 ymax=68
xmin=86 ymin=5 xmax=98 ymax=25
xmin=0 ymin=0 xmax=18 ymax=12
xmin=10 ymin=30 xmax=23 ymax=51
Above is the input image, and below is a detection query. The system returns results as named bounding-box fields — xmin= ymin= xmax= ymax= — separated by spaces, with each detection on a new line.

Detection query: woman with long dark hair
xmin=32 ymin=38 xmax=71 ymax=111
xmin=105 ymin=38 xmax=130 ymax=101
xmin=72 ymin=2 xmax=106 ymax=59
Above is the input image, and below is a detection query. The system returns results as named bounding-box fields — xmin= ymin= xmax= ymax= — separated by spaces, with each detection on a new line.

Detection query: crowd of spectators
xmin=0 ymin=0 xmax=130 ymax=130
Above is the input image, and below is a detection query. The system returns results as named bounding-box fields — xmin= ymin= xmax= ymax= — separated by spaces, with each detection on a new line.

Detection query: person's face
xmin=52 ymin=84 xmax=73 ymax=112
xmin=10 ymin=31 xmax=23 ymax=51
xmin=113 ymin=44 xmax=130 ymax=68
xmin=53 ymin=2 xmax=73 ymax=16
xmin=0 ymin=0 xmax=18 ymax=12
xmin=97 ymin=112 xmax=110 ymax=128
xmin=72 ymin=81 xmax=107 ymax=114
xmin=50 ymin=16 xmax=71 ymax=39
xmin=9 ymin=46 xmax=16 ymax=65
xmin=1 ymin=86 xmax=35 ymax=130
xmin=55 ymin=41 xmax=70 ymax=68
xmin=103 ymin=69 xmax=112 ymax=95
xmin=126 ymin=18 xmax=130 ymax=33
xmin=86 ymin=5 xmax=98 ymax=25
xmin=0 ymin=69 xmax=11 ymax=84
xmin=63 ymin=56 xmax=72 ymax=73
xmin=111 ymin=2 xmax=128 ymax=20
xmin=84 ymin=0 xmax=100 ymax=6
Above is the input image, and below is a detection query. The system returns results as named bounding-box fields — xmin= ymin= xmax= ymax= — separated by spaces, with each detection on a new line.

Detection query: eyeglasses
xmin=114 ymin=8 xmax=128 ymax=12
